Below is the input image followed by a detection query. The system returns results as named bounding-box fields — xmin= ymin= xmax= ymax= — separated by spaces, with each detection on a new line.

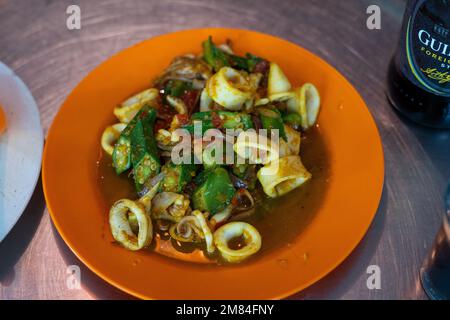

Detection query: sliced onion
xmin=137 ymin=172 xmax=165 ymax=198
xmin=210 ymin=205 xmax=233 ymax=228
xmin=138 ymin=180 xmax=161 ymax=213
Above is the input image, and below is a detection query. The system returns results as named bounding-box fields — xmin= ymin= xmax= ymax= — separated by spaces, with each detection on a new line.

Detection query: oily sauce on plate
xmin=97 ymin=127 xmax=330 ymax=265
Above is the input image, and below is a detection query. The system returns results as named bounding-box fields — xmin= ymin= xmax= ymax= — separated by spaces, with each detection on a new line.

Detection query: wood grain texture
xmin=1 ymin=0 xmax=449 ymax=300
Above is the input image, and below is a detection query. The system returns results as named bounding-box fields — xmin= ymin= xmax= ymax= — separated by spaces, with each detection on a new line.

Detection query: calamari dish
xmin=98 ymin=37 xmax=324 ymax=264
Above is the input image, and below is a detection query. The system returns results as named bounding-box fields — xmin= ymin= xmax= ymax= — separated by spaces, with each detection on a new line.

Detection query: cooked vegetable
xmin=130 ymin=109 xmax=160 ymax=191
xmin=202 ymin=36 xmax=263 ymax=73
xmin=192 ymin=167 xmax=236 ymax=215
xmin=112 ymin=106 xmax=153 ymax=174
xmin=258 ymin=107 xmax=287 ymax=141
xmin=182 ymin=120 xmax=216 ymax=136
xmin=191 ymin=111 xmax=254 ymax=130
xmin=282 ymin=113 xmax=302 ymax=128
xmin=104 ymin=37 xmax=321 ymax=264
xmin=214 ymin=222 xmax=261 ymax=263
xmin=164 ymin=80 xmax=192 ymax=98
xmin=257 ymin=155 xmax=311 ymax=198
xmin=160 ymin=162 xmax=196 ymax=193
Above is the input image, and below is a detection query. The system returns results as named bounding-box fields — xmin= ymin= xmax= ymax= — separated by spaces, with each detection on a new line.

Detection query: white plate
xmin=0 ymin=62 xmax=43 ymax=242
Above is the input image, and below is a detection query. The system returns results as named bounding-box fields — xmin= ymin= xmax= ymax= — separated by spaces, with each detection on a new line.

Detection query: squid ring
xmin=213 ymin=222 xmax=262 ymax=263
xmin=114 ymin=88 xmax=159 ymax=123
xmin=257 ymin=155 xmax=311 ymax=198
xmin=287 ymin=83 xmax=321 ymax=130
xmin=109 ymin=199 xmax=152 ymax=251
xmin=234 ymin=130 xmax=279 ymax=165
xmin=101 ymin=123 xmax=126 ymax=156
xmin=206 ymin=67 xmax=253 ymax=110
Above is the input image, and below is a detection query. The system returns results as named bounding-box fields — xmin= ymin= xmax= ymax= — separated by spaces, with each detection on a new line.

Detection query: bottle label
xmin=405 ymin=0 xmax=450 ymax=97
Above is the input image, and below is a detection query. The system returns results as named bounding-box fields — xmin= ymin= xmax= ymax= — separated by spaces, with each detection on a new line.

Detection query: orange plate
xmin=43 ymin=28 xmax=384 ymax=299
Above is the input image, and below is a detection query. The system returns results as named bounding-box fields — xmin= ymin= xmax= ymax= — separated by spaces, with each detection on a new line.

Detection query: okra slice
xmin=160 ymin=162 xmax=197 ymax=193
xmin=130 ymin=109 xmax=160 ymax=191
xmin=192 ymin=167 xmax=236 ymax=215
xmin=112 ymin=105 xmax=152 ymax=174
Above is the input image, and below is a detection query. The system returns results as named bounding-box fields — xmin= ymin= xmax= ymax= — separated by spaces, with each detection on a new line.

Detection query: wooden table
xmin=1 ymin=0 xmax=449 ymax=300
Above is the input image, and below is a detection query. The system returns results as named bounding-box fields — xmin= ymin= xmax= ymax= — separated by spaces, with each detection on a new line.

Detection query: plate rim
xmin=0 ymin=61 xmax=44 ymax=242
xmin=42 ymin=27 xmax=385 ymax=299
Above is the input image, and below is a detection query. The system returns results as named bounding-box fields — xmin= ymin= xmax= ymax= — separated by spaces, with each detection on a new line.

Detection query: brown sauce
xmin=97 ymin=127 xmax=330 ymax=265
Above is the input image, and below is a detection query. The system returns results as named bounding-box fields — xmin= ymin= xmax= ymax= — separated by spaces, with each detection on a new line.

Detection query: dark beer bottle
xmin=387 ymin=0 xmax=450 ymax=129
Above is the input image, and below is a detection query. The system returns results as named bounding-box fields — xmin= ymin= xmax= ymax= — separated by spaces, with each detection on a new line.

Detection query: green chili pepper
xmin=164 ymin=80 xmax=192 ymax=98
xmin=112 ymin=105 xmax=152 ymax=174
xmin=282 ymin=113 xmax=302 ymax=127
xmin=182 ymin=120 xmax=216 ymax=135
xmin=192 ymin=167 xmax=236 ymax=215
xmin=219 ymin=111 xmax=253 ymax=130
xmin=259 ymin=107 xmax=287 ymax=141
xmin=130 ymin=109 xmax=160 ymax=192
xmin=245 ymin=53 xmax=264 ymax=72
xmin=160 ymin=162 xmax=197 ymax=193
xmin=202 ymin=37 xmax=229 ymax=72
xmin=202 ymin=36 xmax=263 ymax=73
